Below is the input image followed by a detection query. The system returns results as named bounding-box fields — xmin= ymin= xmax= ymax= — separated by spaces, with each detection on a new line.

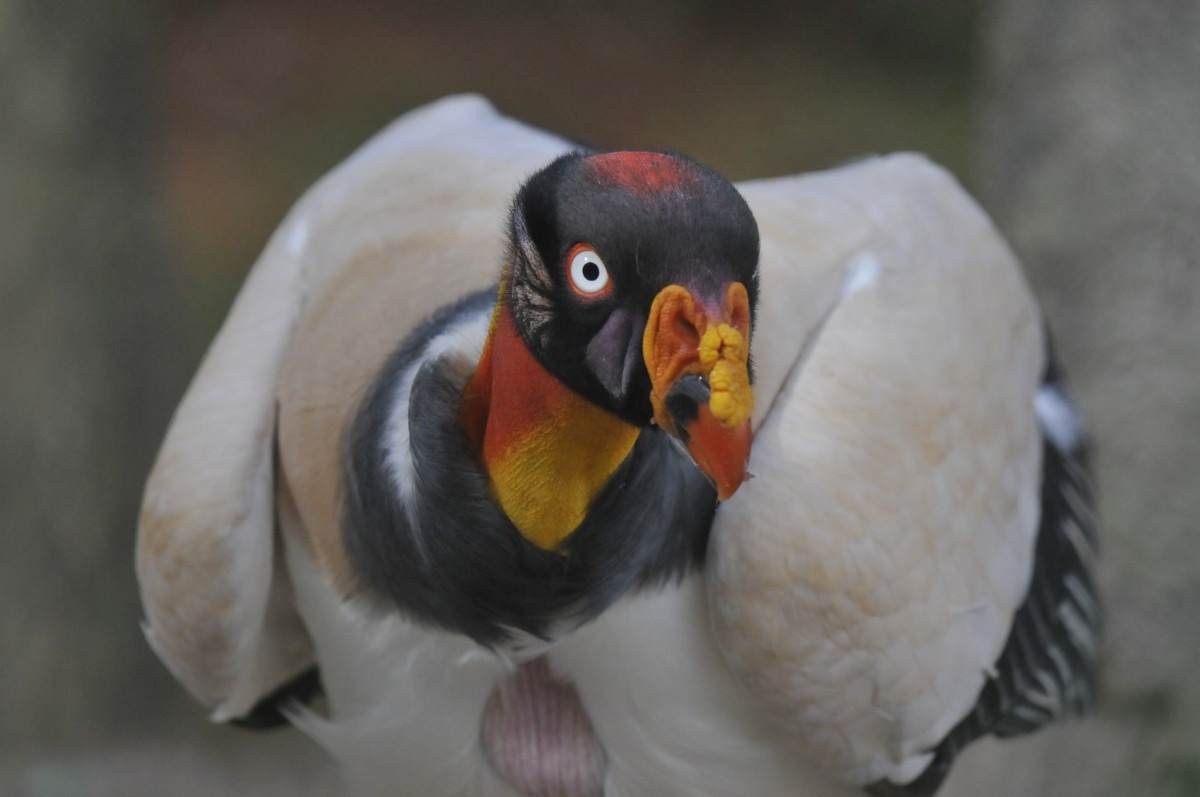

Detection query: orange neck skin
xmin=459 ymin=302 xmax=639 ymax=551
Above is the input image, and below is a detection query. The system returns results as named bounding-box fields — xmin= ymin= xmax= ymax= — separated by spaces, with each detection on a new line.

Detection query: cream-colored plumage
xmin=137 ymin=96 xmax=1064 ymax=795
xmin=711 ymin=164 xmax=1043 ymax=784
xmin=137 ymin=97 xmax=567 ymax=721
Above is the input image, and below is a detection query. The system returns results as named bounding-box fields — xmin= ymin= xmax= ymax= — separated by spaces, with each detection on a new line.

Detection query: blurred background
xmin=2 ymin=0 xmax=1197 ymax=795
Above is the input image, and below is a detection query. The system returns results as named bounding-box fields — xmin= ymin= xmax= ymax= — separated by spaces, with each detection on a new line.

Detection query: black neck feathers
xmin=342 ymin=290 xmax=716 ymax=648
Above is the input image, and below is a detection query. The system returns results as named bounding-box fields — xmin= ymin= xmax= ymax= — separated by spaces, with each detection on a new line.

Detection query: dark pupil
xmin=581 ymin=261 xmax=600 ymax=282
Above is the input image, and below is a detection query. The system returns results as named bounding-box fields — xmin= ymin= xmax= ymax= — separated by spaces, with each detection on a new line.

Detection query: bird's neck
xmin=459 ymin=300 xmax=640 ymax=550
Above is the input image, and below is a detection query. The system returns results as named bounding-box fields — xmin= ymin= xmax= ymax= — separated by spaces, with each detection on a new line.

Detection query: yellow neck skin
xmin=461 ymin=303 xmax=639 ymax=551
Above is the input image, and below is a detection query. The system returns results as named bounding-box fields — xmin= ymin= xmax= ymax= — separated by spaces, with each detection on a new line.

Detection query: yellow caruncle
xmin=698 ymin=323 xmax=753 ymax=428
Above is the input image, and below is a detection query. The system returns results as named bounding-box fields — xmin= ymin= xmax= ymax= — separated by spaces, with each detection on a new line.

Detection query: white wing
xmin=709 ymin=155 xmax=1055 ymax=787
xmin=136 ymin=95 xmax=567 ymax=721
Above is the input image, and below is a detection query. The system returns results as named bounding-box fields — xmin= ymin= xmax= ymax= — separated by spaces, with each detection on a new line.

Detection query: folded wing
xmin=711 ymin=155 xmax=1097 ymax=790
xmin=136 ymin=96 xmax=568 ymax=721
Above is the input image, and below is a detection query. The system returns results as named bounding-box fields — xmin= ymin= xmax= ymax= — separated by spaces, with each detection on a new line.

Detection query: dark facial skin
xmin=506 ymin=151 xmax=760 ymax=427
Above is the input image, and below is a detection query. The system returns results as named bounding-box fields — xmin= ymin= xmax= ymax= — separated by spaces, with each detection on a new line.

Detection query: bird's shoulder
xmin=137 ymin=95 xmax=568 ymax=719
xmin=707 ymin=153 xmax=1079 ymax=788
xmin=274 ymin=98 xmax=570 ymax=589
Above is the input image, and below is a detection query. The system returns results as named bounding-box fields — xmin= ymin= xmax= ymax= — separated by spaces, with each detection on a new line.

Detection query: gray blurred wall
xmin=952 ymin=1 xmax=1200 ymax=794
xmin=0 ymin=0 xmax=188 ymax=745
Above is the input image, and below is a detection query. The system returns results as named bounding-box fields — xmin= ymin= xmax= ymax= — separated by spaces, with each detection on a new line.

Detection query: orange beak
xmin=643 ymin=282 xmax=754 ymax=500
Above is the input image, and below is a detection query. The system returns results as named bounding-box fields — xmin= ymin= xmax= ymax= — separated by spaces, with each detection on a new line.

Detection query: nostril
xmin=664 ymin=375 xmax=710 ymax=439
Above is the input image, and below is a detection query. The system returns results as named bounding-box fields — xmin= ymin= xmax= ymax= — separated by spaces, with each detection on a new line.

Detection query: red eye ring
xmin=564 ymin=242 xmax=613 ymax=300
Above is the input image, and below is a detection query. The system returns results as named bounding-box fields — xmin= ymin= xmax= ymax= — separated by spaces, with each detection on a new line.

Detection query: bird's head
xmin=494 ymin=150 xmax=759 ymax=500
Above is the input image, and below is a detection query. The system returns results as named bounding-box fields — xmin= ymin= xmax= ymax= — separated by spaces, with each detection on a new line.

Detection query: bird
xmin=136 ymin=95 xmax=1098 ymax=797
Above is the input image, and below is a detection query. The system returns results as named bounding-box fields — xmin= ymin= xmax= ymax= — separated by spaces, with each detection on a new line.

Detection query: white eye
xmin=568 ymin=247 xmax=610 ymax=296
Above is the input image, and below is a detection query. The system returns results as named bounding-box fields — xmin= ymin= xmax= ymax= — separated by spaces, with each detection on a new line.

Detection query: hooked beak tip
xmin=684 ymin=406 xmax=752 ymax=502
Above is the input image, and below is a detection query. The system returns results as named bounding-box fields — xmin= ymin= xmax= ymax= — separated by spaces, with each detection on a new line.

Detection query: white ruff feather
xmin=282 ymin=532 xmax=524 ymax=797
xmin=382 ymin=305 xmax=491 ymax=564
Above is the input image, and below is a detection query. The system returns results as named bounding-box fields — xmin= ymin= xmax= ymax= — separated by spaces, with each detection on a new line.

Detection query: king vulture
xmin=136 ymin=95 xmax=1098 ymax=797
